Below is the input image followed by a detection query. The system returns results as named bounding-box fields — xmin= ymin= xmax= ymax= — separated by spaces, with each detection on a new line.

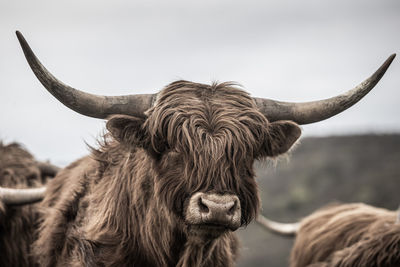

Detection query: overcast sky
xmin=0 ymin=0 xmax=399 ymax=164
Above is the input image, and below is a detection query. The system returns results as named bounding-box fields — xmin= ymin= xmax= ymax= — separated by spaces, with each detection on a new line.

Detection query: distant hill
xmin=237 ymin=134 xmax=400 ymax=267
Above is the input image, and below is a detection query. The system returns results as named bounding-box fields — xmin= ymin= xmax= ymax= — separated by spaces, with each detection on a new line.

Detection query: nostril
xmin=198 ymin=197 xmax=209 ymax=213
xmin=227 ymin=200 xmax=237 ymax=215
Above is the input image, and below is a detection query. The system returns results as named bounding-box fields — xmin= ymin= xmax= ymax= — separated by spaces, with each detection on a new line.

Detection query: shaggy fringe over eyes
xmin=143 ymin=81 xmax=273 ymax=224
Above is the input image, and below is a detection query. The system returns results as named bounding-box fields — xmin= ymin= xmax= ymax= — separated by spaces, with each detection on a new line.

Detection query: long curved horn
xmin=0 ymin=186 xmax=46 ymax=205
xmin=254 ymin=54 xmax=396 ymax=124
xmin=16 ymin=31 xmax=155 ymax=119
xmin=256 ymin=215 xmax=299 ymax=237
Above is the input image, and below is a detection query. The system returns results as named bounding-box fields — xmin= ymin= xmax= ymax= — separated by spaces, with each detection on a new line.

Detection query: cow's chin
xmin=186 ymin=223 xmax=232 ymax=240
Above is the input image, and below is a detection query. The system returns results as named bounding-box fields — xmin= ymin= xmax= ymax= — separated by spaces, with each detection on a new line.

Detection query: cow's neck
xmin=176 ymin=234 xmax=235 ymax=267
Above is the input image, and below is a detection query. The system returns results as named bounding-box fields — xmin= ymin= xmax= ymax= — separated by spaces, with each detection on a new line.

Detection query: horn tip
xmin=15 ymin=30 xmax=23 ymax=39
xmin=376 ymin=53 xmax=396 ymax=77
xmin=15 ymin=31 xmax=27 ymax=47
xmin=385 ymin=53 xmax=396 ymax=66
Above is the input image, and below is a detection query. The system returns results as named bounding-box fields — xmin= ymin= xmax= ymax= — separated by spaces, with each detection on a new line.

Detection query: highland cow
xmin=258 ymin=203 xmax=400 ymax=267
xmin=0 ymin=31 xmax=395 ymax=266
xmin=0 ymin=142 xmax=58 ymax=266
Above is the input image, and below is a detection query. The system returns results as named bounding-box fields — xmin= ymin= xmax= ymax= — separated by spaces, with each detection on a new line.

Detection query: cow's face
xmin=107 ymin=81 xmax=301 ymax=240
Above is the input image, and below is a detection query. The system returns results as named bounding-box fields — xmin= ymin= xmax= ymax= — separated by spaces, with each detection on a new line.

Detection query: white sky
xmin=0 ymin=0 xmax=399 ymax=164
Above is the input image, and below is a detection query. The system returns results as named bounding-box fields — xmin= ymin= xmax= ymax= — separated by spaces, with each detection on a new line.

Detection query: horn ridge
xmin=16 ymin=31 xmax=154 ymax=119
xmin=0 ymin=186 xmax=46 ymax=205
xmin=255 ymin=54 xmax=396 ymax=124
xmin=256 ymin=214 xmax=299 ymax=237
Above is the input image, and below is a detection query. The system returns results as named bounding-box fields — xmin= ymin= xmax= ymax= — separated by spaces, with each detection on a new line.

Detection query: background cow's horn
xmin=256 ymin=215 xmax=299 ymax=237
xmin=16 ymin=31 xmax=155 ymax=119
xmin=254 ymin=54 xmax=396 ymax=124
xmin=0 ymin=186 xmax=46 ymax=205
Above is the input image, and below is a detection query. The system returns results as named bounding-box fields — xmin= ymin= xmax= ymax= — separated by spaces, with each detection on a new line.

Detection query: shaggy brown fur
xmin=290 ymin=203 xmax=400 ymax=267
xmin=0 ymin=142 xmax=53 ymax=266
xmin=33 ymin=81 xmax=301 ymax=267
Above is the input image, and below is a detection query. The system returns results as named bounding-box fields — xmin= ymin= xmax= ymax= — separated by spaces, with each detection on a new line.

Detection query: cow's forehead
xmin=144 ymin=81 xmax=269 ymax=164
xmin=152 ymin=80 xmax=257 ymax=110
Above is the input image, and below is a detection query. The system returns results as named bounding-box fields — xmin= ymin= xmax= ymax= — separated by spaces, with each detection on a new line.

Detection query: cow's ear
xmin=259 ymin=120 xmax=301 ymax=157
xmin=106 ymin=115 xmax=149 ymax=148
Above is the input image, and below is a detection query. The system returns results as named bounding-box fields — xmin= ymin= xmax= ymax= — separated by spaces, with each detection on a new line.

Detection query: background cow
xmin=258 ymin=202 xmax=400 ymax=267
xmin=0 ymin=31 xmax=394 ymax=266
xmin=0 ymin=141 xmax=58 ymax=266
xmin=293 ymin=203 xmax=400 ymax=267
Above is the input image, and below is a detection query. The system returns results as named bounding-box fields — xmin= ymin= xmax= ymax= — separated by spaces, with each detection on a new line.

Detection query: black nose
xmin=185 ymin=192 xmax=241 ymax=230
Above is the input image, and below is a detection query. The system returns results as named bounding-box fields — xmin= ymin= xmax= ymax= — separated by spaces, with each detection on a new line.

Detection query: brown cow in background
xmin=259 ymin=203 xmax=400 ymax=267
xmin=0 ymin=142 xmax=58 ymax=266
xmin=291 ymin=203 xmax=400 ymax=267
xmin=0 ymin=31 xmax=395 ymax=266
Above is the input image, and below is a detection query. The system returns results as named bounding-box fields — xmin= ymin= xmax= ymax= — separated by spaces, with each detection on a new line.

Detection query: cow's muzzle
xmin=185 ymin=192 xmax=241 ymax=233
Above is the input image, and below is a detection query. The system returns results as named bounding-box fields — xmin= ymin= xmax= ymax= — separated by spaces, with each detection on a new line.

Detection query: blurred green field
xmin=237 ymin=134 xmax=400 ymax=267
